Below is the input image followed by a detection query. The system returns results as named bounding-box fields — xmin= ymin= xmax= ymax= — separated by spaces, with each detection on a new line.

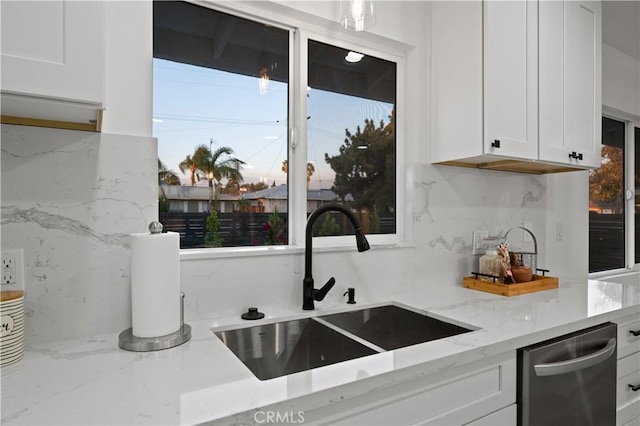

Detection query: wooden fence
xmin=589 ymin=213 xmax=625 ymax=272
xmin=159 ymin=211 xmax=395 ymax=249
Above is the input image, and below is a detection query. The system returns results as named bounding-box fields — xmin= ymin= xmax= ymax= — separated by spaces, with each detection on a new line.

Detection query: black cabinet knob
xmin=491 ymin=140 xmax=500 ymax=148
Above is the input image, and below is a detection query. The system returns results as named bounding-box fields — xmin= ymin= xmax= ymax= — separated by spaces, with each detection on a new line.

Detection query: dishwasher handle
xmin=534 ymin=338 xmax=617 ymax=377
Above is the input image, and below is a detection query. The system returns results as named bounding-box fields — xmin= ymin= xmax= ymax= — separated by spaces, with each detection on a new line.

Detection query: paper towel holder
xmin=119 ymin=292 xmax=191 ymax=352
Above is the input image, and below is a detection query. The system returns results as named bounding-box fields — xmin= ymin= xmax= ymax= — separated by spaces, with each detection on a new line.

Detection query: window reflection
xmin=154 ymin=1 xmax=290 ymax=248
xmin=307 ymin=40 xmax=397 ymax=236
xmin=589 ymin=117 xmax=625 ymax=272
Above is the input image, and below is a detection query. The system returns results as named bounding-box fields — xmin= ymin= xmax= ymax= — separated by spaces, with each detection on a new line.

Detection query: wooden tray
xmin=463 ymin=275 xmax=559 ymax=297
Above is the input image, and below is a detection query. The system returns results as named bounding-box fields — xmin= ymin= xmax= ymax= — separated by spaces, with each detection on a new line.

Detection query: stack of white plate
xmin=1 ymin=291 xmax=25 ymax=367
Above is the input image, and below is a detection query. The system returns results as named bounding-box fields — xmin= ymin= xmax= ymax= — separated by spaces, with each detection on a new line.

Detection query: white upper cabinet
xmin=539 ymin=1 xmax=602 ymax=168
xmin=430 ymin=0 xmax=602 ymax=174
xmin=483 ymin=0 xmax=538 ymax=161
xmin=1 ymin=1 xmax=105 ymax=131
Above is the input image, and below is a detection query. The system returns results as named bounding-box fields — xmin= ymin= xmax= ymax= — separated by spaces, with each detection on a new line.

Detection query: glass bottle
xmin=479 ymin=247 xmax=501 ymax=282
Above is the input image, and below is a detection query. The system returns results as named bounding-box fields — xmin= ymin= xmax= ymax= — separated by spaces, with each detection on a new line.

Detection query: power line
xmin=153 ymin=113 xmax=283 ymax=125
xmin=243 ymin=131 xmax=287 ymax=162
xmin=264 ymin=139 xmax=287 ymax=181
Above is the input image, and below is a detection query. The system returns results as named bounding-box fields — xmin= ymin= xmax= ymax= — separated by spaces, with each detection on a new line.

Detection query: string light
xmin=259 ymin=67 xmax=270 ymax=94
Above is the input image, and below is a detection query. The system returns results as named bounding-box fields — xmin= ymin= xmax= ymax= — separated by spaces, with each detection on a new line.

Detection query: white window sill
xmin=180 ymin=240 xmax=415 ymax=261
xmin=589 ymin=266 xmax=640 ymax=280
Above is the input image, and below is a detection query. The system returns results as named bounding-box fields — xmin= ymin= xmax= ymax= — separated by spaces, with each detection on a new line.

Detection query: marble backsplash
xmin=1 ymin=124 xmax=586 ymax=344
xmin=1 ymin=125 xmax=157 ymax=343
xmin=178 ymin=163 xmax=555 ymax=322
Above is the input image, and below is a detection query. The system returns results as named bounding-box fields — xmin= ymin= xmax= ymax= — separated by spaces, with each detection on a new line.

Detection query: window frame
xmin=589 ymin=114 xmax=640 ymax=278
xmin=291 ymin=28 xmax=405 ymax=250
xmin=627 ymin=121 xmax=640 ymax=269
xmin=162 ymin=1 xmax=408 ymax=259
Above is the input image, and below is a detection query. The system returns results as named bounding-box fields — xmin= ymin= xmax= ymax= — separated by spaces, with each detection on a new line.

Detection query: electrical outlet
xmin=1 ymin=249 xmax=24 ymax=291
xmin=556 ymin=222 xmax=564 ymax=241
xmin=2 ymin=254 xmax=15 ymax=285
xmin=2 ymin=270 xmax=15 ymax=285
xmin=472 ymin=230 xmax=489 ymax=255
xmin=522 ymin=221 xmax=533 ymax=242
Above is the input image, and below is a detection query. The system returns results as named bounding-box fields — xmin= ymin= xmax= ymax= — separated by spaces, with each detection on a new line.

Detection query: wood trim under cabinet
xmin=1 ymin=111 xmax=102 ymax=133
xmin=435 ymin=159 xmax=586 ymax=174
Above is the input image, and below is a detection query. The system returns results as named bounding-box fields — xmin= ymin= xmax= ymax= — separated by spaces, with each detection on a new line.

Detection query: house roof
xmin=242 ymin=184 xmax=350 ymax=202
xmin=160 ymin=184 xmax=351 ymax=202
xmin=160 ymin=185 xmax=239 ymax=201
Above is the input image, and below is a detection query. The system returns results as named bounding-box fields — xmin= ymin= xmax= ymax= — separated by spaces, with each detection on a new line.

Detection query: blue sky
xmin=153 ymin=58 xmax=393 ymax=190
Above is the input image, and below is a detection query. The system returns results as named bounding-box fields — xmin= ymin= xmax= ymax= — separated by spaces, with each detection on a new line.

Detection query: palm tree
xmin=158 ymin=159 xmax=181 ymax=185
xmin=179 ymin=154 xmax=199 ymax=186
xmin=158 ymin=159 xmax=180 ymax=212
xmin=306 ymin=162 xmax=315 ymax=189
xmin=224 ymin=158 xmax=245 ymax=194
xmin=186 ymin=140 xmax=245 ymax=211
xmin=282 ymin=159 xmax=315 ymax=189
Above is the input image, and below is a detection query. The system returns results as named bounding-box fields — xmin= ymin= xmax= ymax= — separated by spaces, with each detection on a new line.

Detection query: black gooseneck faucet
xmin=303 ymin=204 xmax=370 ymax=310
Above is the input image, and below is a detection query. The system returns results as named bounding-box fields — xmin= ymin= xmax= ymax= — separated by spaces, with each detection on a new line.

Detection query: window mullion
xmin=289 ymin=28 xmax=309 ymax=247
xmin=627 ymin=121 xmax=638 ymax=268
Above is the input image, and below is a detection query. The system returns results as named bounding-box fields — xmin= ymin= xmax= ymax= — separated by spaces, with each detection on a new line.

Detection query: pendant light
xmin=340 ymin=0 xmax=375 ymax=32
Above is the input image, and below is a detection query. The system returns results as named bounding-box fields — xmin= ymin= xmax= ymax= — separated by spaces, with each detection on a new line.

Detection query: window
xmin=589 ymin=117 xmax=625 ymax=272
xmin=154 ymin=1 xmax=290 ymax=248
xmin=589 ymin=117 xmax=640 ymax=273
xmin=153 ymin=1 xmax=400 ymax=250
xmin=307 ymin=40 xmax=396 ymax=237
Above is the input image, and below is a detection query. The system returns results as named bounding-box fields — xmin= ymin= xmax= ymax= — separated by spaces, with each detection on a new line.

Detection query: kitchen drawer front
xmin=615 ymin=314 xmax=640 ymax=359
xmin=618 ymin=398 xmax=640 ymax=426
xmin=307 ymin=352 xmax=516 ymax=426
xmin=617 ymin=352 xmax=640 ymax=426
xmin=618 ymin=352 xmax=640 ymax=380
xmin=464 ymin=404 xmax=516 ymax=425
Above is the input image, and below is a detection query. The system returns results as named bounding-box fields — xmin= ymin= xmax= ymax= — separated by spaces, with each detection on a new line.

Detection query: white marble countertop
xmin=2 ymin=279 xmax=639 ymax=425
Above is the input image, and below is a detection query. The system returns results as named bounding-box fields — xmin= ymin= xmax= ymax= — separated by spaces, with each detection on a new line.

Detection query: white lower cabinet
xmin=618 ymin=353 xmax=640 ymax=426
xmin=306 ymin=352 xmax=516 ymax=426
xmin=464 ymin=404 xmax=517 ymax=426
xmin=613 ymin=314 xmax=640 ymax=426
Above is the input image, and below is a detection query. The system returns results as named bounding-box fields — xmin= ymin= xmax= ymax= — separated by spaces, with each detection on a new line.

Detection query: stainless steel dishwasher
xmin=518 ymin=322 xmax=617 ymax=426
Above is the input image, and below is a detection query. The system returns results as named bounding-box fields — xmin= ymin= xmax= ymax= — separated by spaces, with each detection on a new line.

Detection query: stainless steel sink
xmin=213 ymin=304 xmax=476 ymax=380
xmin=319 ymin=304 xmax=474 ymax=351
xmin=214 ymin=318 xmax=378 ymax=380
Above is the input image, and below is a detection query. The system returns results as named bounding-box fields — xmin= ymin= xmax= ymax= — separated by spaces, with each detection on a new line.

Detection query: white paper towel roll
xmin=131 ymin=231 xmax=180 ymax=338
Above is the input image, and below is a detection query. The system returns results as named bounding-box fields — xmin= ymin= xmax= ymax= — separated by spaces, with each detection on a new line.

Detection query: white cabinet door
xmin=615 ymin=313 xmax=640 ymax=426
xmin=617 ymin=353 xmax=640 ymax=426
xmin=304 ymin=352 xmax=516 ymax=426
xmin=429 ymin=1 xmax=484 ymax=163
xmin=539 ymin=0 xmax=602 ymax=168
xmin=430 ymin=0 xmax=602 ymax=174
xmin=483 ymin=0 xmax=538 ymax=161
xmin=538 ymin=0 xmax=567 ymax=164
xmin=465 ymin=404 xmax=517 ymax=426
xmin=564 ymin=1 xmax=602 ymax=167
xmin=1 ymin=0 xmax=104 ymax=105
